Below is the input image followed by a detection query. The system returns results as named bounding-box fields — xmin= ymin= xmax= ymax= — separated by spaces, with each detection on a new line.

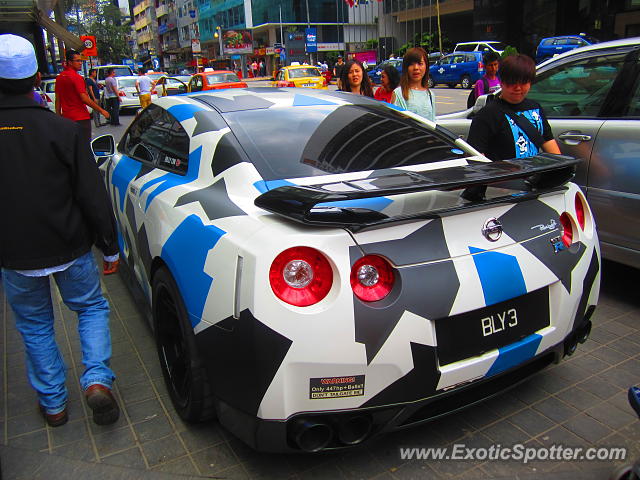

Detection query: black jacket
xmin=0 ymin=94 xmax=118 ymax=269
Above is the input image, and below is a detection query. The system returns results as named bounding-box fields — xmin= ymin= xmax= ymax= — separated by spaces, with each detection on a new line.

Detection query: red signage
xmin=81 ymin=35 xmax=97 ymax=57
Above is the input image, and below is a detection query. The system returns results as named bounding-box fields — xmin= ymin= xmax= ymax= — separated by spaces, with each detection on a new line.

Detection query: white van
xmin=94 ymin=65 xmax=135 ymax=85
xmin=453 ymin=41 xmax=506 ymax=55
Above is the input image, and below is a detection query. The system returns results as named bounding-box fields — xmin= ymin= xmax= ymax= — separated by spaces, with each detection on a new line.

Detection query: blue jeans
xmin=3 ymin=252 xmax=115 ymax=414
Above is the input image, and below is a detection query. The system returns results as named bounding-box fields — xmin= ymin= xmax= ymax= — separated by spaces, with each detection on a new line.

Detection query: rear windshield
xmin=488 ymin=42 xmax=507 ymax=50
xmin=224 ymin=103 xmax=467 ymax=180
xmin=288 ymin=68 xmax=321 ymax=78
xmin=206 ymin=73 xmax=240 ymax=83
xmin=118 ymin=78 xmax=137 ymax=88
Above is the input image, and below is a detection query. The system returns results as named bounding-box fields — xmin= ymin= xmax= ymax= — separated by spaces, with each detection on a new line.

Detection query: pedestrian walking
xmin=135 ymin=68 xmax=153 ymax=109
xmin=85 ymin=68 xmax=104 ymax=127
xmin=391 ymin=47 xmax=436 ymax=122
xmin=333 ymin=56 xmax=345 ymax=89
xmin=374 ymin=64 xmax=400 ymax=103
xmin=104 ymin=68 xmax=121 ymax=126
xmin=55 ymin=49 xmax=109 ymax=143
xmin=467 ymin=51 xmax=501 ymax=108
xmin=338 ymin=59 xmax=374 ymax=97
xmin=466 ymin=53 xmax=560 ymax=161
xmin=0 ymin=34 xmax=121 ymax=428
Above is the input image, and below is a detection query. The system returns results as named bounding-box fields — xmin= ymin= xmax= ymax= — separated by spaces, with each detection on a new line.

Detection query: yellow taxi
xmin=272 ymin=65 xmax=327 ymax=89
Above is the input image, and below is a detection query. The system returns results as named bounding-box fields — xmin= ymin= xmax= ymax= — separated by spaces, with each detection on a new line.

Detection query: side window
xmin=528 ymin=53 xmax=626 ymax=117
xmin=439 ymin=56 xmax=452 ymax=65
xmin=191 ymin=76 xmax=202 ymax=91
xmin=120 ymin=104 xmax=190 ymax=175
xmin=626 ymin=73 xmax=640 ymax=117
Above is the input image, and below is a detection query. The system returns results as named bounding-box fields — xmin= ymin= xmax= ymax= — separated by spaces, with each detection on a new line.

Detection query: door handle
xmin=558 ymin=132 xmax=592 ymax=143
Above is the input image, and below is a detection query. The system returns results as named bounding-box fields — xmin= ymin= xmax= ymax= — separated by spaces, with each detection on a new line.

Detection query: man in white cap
xmin=0 ymin=34 xmax=121 ymax=427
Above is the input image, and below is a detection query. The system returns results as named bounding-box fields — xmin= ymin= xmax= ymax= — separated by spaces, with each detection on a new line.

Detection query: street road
xmin=93 ymin=83 xmax=470 ymax=141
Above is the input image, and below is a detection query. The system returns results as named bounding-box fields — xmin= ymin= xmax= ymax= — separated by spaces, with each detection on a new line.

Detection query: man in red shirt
xmin=55 ymin=50 xmax=109 ymax=143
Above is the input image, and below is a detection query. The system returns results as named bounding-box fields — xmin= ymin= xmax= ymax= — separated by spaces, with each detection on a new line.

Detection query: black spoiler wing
xmin=254 ymin=154 xmax=579 ymax=229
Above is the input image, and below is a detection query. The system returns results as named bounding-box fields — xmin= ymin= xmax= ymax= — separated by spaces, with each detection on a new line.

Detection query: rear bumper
xmin=214 ymin=339 xmax=571 ymax=453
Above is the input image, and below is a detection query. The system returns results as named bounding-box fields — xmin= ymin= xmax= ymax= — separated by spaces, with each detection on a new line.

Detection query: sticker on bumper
xmin=310 ymin=375 xmax=365 ymax=399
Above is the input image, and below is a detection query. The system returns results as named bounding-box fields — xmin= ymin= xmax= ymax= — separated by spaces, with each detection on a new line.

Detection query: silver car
xmin=106 ymin=75 xmax=158 ymax=110
xmin=438 ymin=37 xmax=640 ymax=269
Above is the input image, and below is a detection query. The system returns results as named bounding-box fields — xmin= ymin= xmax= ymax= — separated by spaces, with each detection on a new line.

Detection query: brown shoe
xmin=85 ymin=384 xmax=120 ymax=425
xmin=39 ymin=404 xmax=68 ymax=427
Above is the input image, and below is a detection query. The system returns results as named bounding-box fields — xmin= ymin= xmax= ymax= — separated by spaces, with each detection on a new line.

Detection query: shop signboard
xmin=317 ymin=42 xmax=345 ymax=51
xmin=191 ymin=38 xmax=201 ymax=53
xmin=305 ymin=27 xmax=317 ymax=53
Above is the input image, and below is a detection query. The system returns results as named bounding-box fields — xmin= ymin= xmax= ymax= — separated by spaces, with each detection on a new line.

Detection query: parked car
xmin=535 ymin=34 xmax=599 ymax=64
xmin=454 ymin=41 xmax=506 ymax=55
xmin=103 ymin=75 xmax=158 ymax=110
xmin=437 ymin=37 xmax=640 ymax=269
xmin=189 ymin=70 xmax=247 ymax=91
xmin=34 ymin=86 xmax=53 ymax=110
xmin=428 ymin=51 xmax=485 ymax=89
xmin=368 ymin=58 xmax=403 ymax=84
xmin=154 ymin=75 xmax=191 ymax=96
xmin=40 ymin=78 xmax=56 ymax=107
xmin=91 ymin=87 xmax=599 ymax=453
xmin=271 ymin=65 xmax=327 ymax=89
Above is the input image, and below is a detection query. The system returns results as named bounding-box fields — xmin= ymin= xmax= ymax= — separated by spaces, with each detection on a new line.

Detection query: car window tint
xmin=626 ymin=74 xmax=640 ymax=116
xmin=224 ymin=103 xmax=467 ymax=180
xmin=45 ymin=83 xmax=55 ymax=93
xmin=528 ymin=52 xmax=626 ymax=117
xmin=121 ymin=104 xmax=190 ymax=174
xmin=207 ymin=73 xmax=240 ymax=83
xmin=289 ymin=68 xmax=321 ymax=78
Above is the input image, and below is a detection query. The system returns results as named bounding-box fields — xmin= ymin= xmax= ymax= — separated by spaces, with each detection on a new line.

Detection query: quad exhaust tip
xmin=337 ymin=415 xmax=372 ymax=445
xmin=565 ymin=320 xmax=592 ymax=356
xmin=290 ymin=418 xmax=332 ymax=453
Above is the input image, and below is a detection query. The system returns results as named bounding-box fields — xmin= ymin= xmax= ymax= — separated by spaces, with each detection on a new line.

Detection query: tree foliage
xmin=397 ymin=31 xmax=451 ymax=57
xmin=66 ymin=0 xmax=132 ymax=63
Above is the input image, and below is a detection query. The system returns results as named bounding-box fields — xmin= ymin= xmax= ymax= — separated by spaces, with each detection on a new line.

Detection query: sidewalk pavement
xmin=1 ymin=259 xmax=639 ymax=480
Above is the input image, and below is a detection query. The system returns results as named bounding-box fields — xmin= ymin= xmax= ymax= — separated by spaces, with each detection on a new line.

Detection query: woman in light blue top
xmin=391 ymin=47 xmax=436 ymax=122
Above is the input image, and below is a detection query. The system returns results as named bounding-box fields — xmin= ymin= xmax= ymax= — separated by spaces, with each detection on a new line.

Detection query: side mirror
xmin=91 ymin=134 xmax=115 ymax=166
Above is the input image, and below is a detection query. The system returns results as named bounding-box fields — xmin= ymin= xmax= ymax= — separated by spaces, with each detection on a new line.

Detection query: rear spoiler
xmin=254 ymin=154 xmax=579 ymax=229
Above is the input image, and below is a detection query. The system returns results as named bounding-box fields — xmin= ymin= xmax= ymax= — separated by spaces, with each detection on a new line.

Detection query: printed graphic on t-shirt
xmin=504 ymin=108 xmax=543 ymax=158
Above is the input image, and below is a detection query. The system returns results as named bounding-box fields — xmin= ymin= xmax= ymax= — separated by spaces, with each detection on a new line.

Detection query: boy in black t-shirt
xmin=466 ymin=54 xmax=561 ymax=161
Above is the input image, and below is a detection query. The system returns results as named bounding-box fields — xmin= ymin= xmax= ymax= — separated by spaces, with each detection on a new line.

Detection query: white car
xmin=104 ymin=75 xmax=158 ymax=110
xmin=90 ymin=88 xmax=600 ymax=453
xmin=454 ymin=41 xmax=506 ymax=56
xmin=40 ymin=78 xmax=56 ymax=108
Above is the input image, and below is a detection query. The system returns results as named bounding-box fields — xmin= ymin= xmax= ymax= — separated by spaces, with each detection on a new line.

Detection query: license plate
xmin=302 ymin=83 xmax=313 ymax=87
xmin=435 ymin=288 xmax=550 ymax=365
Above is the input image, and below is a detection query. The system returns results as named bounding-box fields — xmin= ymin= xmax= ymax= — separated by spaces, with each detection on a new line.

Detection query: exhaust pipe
xmin=337 ymin=415 xmax=372 ymax=445
xmin=564 ymin=333 xmax=578 ymax=356
xmin=577 ymin=320 xmax=592 ymax=344
xmin=290 ymin=418 xmax=332 ymax=452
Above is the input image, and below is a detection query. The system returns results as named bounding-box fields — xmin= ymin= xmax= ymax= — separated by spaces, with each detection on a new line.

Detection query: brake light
xmin=350 ymin=255 xmax=395 ymax=302
xmin=151 ymin=89 xmax=157 ymax=95
xmin=575 ymin=193 xmax=585 ymax=230
xmin=285 ymin=81 xmax=296 ymax=87
xmin=269 ymin=247 xmax=333 ymax=306
xmin=559 ymin=212 xmax=573 ymax=248
xmin=43 ymin=93 xmax=52 ymax=102
xmin=118 ymin=90 xmax=126 ymax=96
xmin=478 ymin=61 xmax=484 ymax=72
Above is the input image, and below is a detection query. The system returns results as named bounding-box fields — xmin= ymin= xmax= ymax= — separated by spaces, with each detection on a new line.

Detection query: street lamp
xmin=213 ymin=26 xmax=223 ymax=58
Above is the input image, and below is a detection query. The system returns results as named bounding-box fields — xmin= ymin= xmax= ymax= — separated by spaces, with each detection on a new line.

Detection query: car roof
xmin=537 ymin=36 xmax=640 ymax=67
xmin=159 ymin=87 xmax=374 ymax=113
xmin=200 ymin=70 xmax=235 ymax=74
xmin=116 ymin=75 xmax=139 ymax=81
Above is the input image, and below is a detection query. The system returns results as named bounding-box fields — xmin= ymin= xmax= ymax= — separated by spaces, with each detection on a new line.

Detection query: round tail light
xmin=575 ymin=193 xmax=585 ymax=230
xmin=559 ymin=212 xmax=573 ymax=248
xmin=350 ymin=255 xmax=395 ymax=302
xmin=269 ymin=247 xmax=333 ymax=306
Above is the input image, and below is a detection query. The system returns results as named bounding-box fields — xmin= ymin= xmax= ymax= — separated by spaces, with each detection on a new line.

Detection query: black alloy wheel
xmin=152 ymin=267 xmax=215 ymax=422
xmin=427 ymin=77 xmax=434 ymax=88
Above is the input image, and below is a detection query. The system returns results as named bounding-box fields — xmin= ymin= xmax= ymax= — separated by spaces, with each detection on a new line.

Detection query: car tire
xmin=460 ymin=75 xmax=472 ymax=89
xmin=152 ymin=266 xmax=216 ymax=422
xmin=428 ymin=77 xmax=434 ymax=88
